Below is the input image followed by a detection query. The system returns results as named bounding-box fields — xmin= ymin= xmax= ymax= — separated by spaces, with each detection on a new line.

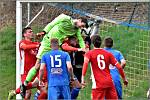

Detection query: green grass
xmin=0 ymin=24 xmax=149 ymax=99
xmin=0 ymin=26 xmax=41 ymax=99
xmin=0 ymin=26 xmax=16 ymax=99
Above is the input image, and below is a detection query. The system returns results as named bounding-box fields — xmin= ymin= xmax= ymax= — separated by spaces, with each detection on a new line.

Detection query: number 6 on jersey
xmin=97 ymin=54 xmax=105 ymax=70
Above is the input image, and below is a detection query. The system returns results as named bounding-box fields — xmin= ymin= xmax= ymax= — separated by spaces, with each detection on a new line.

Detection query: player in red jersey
xmin=61 ymin=36 xmax=86 ymax=52
xmin=81 ymin=34 xmax=128 ymax=100
xmin=8 ymin=27 xmax=40 ymax=100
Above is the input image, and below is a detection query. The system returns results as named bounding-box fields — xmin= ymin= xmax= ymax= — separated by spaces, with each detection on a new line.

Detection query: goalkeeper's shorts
xmin=36 ymin=45 xmax=51 ymax=59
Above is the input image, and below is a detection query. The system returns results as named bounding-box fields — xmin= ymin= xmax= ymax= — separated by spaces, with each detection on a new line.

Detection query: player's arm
xmin=121 ymin=59 xmax=126 ymax=69
xmin=20 ymin=42 xmax=40 ymax=50
xmin=81 ymin=52 xmax=90 ymax=88
xmin=76 ymin=29 xmax=85 ymax=48
xmin=39 ymin=63 xmax=46 ymax=86
xmin=39 ymin=55 xmax=46 ymax=86
xmin=110 ymin=53 xmax=128 ymax=86
xmin=66 ymin=61 xmax=74 ymax=80
xmin=36 ymin=31 xmax=46 ymax=37
xmin=81 ymin=57 xmax=89 ymax=82
xmin=61 ymin=42 xmax=85 ymax=52
xmin=118 ymin=51 xmax=126 ymax=69
xmin=66 ymin=53 xmax=74 ymax=79
xmin=115 ymin=63 xmax=126 ymax=81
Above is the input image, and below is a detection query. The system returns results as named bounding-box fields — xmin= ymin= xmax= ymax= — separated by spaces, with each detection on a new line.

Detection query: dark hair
xmin=80 ymin=17 xmax=89 ymax=28
xmin=84 ymin=36 xmax=91 ymax=46
xmin=104 ymin=37 xmax=113 ymax=48
xmin=50 ymin=38 xmax=59 ymax=46
xmin=22 ymin=27 xmax=32 ymax=34
xmin=91 ymin=34 xmax=102 ymax=48
xmin=68 ymin=36 xmax=77 ymax=41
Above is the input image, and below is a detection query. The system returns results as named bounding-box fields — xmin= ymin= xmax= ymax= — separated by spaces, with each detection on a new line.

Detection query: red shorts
xmin=92 ymin=86 xmax=118 ymax=100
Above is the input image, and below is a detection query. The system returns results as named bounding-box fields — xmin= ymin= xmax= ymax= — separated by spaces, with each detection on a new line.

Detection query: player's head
xmin=68 ymin=36 xmax=78 ymax=47
xmin=22 ymin=27 xmax=34 ymax=39
xmin=50 ymin=38 xmax=59 ymax=50
xmin=91 ymin=34 xmax=102 ymax=48
xmin=104 ymin=36 xmax=113 ymax=48
xmin=84 ymin=36 xmax=91 ymax=46
xmin=75 ymin=17 xmax=88 ymax=29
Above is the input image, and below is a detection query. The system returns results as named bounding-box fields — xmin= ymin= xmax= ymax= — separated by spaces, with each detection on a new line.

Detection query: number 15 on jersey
xmin=50 ymin=55 xmax=62 ymax=67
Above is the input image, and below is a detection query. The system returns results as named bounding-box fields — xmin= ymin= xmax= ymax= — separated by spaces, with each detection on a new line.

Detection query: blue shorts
xmin=114 ymin=80 xmax=122 ymax=99
xmin=48 ymin=85 xmax=71 ymax=100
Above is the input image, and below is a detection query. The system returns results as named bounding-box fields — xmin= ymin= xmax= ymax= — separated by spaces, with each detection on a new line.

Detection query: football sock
xmin=25 ymin=67 xmax=37 ymax=84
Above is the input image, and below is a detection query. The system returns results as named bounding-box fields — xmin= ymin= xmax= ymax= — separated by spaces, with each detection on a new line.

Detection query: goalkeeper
xmin=21 ymin=13 xmax=88 ymax=92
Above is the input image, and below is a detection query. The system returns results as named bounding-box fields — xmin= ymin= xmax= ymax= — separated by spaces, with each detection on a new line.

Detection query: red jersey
xmin=84 ymin=48 xmax=118 ymax=89
xmin=61 ymin=40 xmax=89 ymax=52
xmin=61 ymin=40 xmax=78 ymax=52
xmin=19 ymin=40 xmax=39 ymax=75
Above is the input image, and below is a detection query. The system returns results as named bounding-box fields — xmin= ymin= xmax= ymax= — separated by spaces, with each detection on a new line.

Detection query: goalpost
xmin=16 ymin=0 xmax=150 ymax=99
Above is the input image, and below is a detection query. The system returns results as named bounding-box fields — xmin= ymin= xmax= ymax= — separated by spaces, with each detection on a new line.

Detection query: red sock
xmin=15 ymin=88 xmax=20 ymax=94
xmin=38 ymin=91 xmax=47 ymax=99
xmin=15 ymin=82 xmax=32 ymax=94
xmin=26 ymin=82 xmax=32 ymax=90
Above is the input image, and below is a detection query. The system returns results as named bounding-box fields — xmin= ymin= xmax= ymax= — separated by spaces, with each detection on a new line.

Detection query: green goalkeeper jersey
xmin=41 ymin=13 xmax=85 ymax=48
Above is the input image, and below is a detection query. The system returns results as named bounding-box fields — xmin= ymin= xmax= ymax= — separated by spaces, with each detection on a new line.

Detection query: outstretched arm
xmin=61 ymin=43 xmax=85 ymax=52
xmin=20 ymin=42 xmax=39 ymax=50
